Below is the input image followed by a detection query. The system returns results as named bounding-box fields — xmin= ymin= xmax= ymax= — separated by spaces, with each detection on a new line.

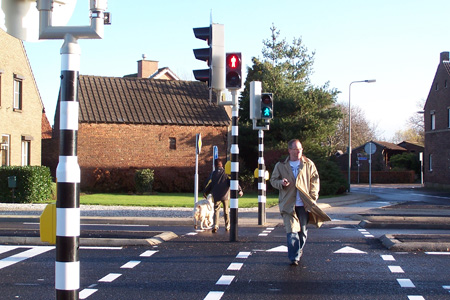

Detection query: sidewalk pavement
xmin=1 ymin=193 xmax=449 ymax=251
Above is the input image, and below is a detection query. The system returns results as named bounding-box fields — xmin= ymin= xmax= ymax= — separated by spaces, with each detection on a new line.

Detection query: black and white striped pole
xmin=257 ymin=129 xmax=266 ymax=225
xmin=55 ymin=35 xmax=81 ymax=300
xmin=229 ymin=89 xmax=240 ymax=241
xmin=37 ymin=1 xmax=109 ymax=298
xmin=250 ymin=81 xmax=270 ymax=226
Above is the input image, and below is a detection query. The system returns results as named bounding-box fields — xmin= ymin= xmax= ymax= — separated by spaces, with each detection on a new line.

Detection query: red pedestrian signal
xmin=225 ymin=52 xmax=242 ymax=89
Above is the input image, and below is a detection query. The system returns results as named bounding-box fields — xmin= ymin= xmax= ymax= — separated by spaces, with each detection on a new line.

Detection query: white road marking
xmin=203 ymin=291 xmax=224 ymax=300
xmin=79 ymin=288 xmax=98 ymax=299
xmin=80 ymin=246 xmax=122 ymax=250
xmin=407 ymin=296 xmax=425 ymax=300
xmin=266 ymin=245 xmax=287 ymax=253
xmin=258 ymin=233 xmax=268 ymax=236
xmin=381 ymin=255 xmax=395 ymax=261
xmin=334 ymin=246 xmax=367 ymax=254
xmin=186 ymin=232 xmax=198 ymax=236
xmin=0 ymin=245 xmax=19 ymax=255
xmin=364 ymin=234 xmax=375 ymax=238
xmin=331 ymin=226 xmax=350 ymax=230
xmin=388 ymin=266 xmax=404 ymax=273
xmin=0 ymin=246 xmax=54 ymax=270
xmin=98 ymin=273 xmax=122 ymax=282
xmin=140 ymin=250 xmax=158 ymax=257
xmin=236 ymin=251 xmax=251 ymax=258
xmin=397 ymin=278 xmax=415 ymax=288
xmin=443 ymin=285 xmax=450 ymax=289
xmin=227 ymin=263 xmax=243 ymax=271
xmin=425 ymin=252 xmax=450 ymax=255
xmin=216 ymin=275 xmax=234 ymax=285
xmin=121 ymin=260 xmax=141 ymax=269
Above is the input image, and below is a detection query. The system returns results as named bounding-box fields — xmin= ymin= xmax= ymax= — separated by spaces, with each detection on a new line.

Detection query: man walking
xmin=270 ymin=139 xmax=320 ymax=266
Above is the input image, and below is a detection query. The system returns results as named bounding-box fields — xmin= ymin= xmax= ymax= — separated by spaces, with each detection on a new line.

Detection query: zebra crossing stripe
xmin=0 ymin=246 xmax=54 ymax=270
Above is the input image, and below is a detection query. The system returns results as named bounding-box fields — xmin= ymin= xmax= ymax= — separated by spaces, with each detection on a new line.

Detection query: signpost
xmin=364 ymin=142 xmax=376 ymax=193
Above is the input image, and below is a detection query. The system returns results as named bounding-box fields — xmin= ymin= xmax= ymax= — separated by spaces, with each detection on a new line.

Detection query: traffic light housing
xmin=261 ymin=93 xmax=273 ymax=119
xmin=225 ymin=52 xmax=242 ymax=89
xmin=193 ymin=23 xmax=225 ymax=91
xmin=250 ymin=81 xmax=261 ymax=120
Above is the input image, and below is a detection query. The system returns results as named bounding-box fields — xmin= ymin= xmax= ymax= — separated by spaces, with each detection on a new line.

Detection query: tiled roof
xmin=78 ymin=75 xmax=230 ymax=126
xmin=372 ymin=140 xmax=406 ymax=151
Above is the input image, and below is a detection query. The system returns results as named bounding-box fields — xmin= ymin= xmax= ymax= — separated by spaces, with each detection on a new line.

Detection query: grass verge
xmin=78 ymin=192 xmax=279 ymax=208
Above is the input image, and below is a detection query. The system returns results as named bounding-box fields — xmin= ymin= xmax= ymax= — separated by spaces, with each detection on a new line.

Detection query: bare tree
xmin=328 ymin=103 xmax=378 ymax=154
xmin=392 ymin=99 xmax=425 ymax=145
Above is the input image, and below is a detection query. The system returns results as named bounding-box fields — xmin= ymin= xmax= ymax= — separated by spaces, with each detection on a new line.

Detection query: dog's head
xmin=206 ymin=194 xmax=213 ymax=203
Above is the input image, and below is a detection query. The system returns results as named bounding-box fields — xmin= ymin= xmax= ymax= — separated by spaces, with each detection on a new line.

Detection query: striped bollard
xmin=229 ymin=90 xmax=239 ymax=242
xmin=258 ymin=129 xmax=266 ymax=225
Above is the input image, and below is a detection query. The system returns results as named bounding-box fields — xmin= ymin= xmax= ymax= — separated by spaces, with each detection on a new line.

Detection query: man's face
xmin=288 ymin=142 xmax=303 ymax=161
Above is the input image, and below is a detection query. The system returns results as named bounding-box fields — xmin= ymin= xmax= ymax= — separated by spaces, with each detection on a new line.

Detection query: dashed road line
xmin=140 ymin=250 xmax=158 ymax=257
xmin=381 ymin=254 xmax=395 ymax=261
xmin=98 ymin=273 xmax=122 ymax=283
xmin=216 ymin=275 xmax=235 ymax=285
xmin=397 ymin=278 xmax=416 ymax=288
xmin=388 ymin=265 xmax=404 ymax=273
xmin=79 ymin=288 xmax=98 ymax=299
xmin=121 ymin=260 xmax=141 ymax=269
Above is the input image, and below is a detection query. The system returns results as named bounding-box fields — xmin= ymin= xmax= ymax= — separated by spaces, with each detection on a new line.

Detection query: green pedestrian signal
xmin=260 ymin=93 xmax=273 ymax=119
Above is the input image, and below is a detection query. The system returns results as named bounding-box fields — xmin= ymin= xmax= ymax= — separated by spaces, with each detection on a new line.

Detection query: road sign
xmin=364 ymin=142 xmax=376 ymax=154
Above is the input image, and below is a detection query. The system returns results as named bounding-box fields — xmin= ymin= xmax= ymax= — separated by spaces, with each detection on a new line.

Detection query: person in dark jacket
xmin=203 ymin=159 xmax=242 ymax=233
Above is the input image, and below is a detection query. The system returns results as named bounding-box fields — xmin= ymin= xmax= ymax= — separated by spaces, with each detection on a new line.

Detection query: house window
xmin=13 ymin=77 xmax=23 ymax=110
xmin=435 ymin=83 xmax=439 ymax=91
xmin=169 ymin=137 xmax=176 ymax=150
xmin=428 ymin=153 xmax=433 ymax=172
xmin=430 ymin=111 xmax=435 ymax=130
xmin=1 ymin=135 xmax=10 ymax=166
xmin=21 ymin=140 xmax=30 ymax=166
xmin=446 ymin=80 xmax=448 ymax=88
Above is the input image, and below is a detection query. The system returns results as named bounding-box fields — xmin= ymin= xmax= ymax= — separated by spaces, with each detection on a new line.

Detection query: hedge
xmin=0 ymin=166 xmax=53 ymax=203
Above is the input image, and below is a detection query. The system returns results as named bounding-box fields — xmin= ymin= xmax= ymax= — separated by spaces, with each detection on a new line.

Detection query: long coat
xmin=270 ymin=155 xmax=325 ymax=233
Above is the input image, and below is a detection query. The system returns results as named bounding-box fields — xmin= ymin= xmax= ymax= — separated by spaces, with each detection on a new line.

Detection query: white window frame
xmin=13 ymin=78 xmax=22 ymax=110
xmin=21 ymin=140 xmax=30 ymax=166
xmin=1 ymin=135 xmax=10 ymax=166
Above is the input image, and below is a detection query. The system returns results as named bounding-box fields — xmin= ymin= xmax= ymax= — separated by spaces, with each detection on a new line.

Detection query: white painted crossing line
xmin=0 ymin=246 xmax=54 ymax=270
xmin=140 ymin=250 xmax=158 ymax=257
xmin=397 ymin=278 xmax=415 ymax=288
xmin=216 ymin=275 xmax=235 ymax=285
xmin=236 ymin=251 xmax=251 ymax=259
xmin=79 ymin=288 xmax=98 ymax=299
xmin=98 ymin=273 xmax=122 ymax=283
xmin=186 ymin=232 xmax=198 ymax=236
xmin=388 ymin=265 xmax=404 ymax=273
xmin=80 ymin=246 xmax=122 ymax=250
xmin=121 ymin=260 xmax=141 ymax=269
xmin=381 ymin=255 xmax=395 ymax=261
xmin=443 ymin=285 xmax=450 ymax=290
xmin=267 ymin=245 xmax=287 ymax=252
xmin=407 ymin=296 xmax=425 ymax=300
xmin=425 ymin=252 xmax=450 ymax=255
xmin=334 ymin=246 xmax=367 ymax=254
xmin=227 ymin=262 xmax=243 ymax=271
xmin=203 ymin=291 xmax=224 ymax=300
xmin=0 ymin=245 xmax=20 ymax=255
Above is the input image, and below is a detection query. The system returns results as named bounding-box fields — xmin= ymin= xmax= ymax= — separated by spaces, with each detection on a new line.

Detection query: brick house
xmin=43 ymin=59 xmax=231 ymax=192
xmin=335 ymin=140 xmax=423 ymax=183
xmin=0 ymin=29 xmax=48 ymax=167
xmin=423 ymin=51 xmax=450 ymax=189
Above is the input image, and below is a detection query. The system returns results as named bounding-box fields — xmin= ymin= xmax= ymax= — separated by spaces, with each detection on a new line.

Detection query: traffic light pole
xmin=37 ymin=1 xmax=108 ymax=298
xmin=227 ymin=90 xmax=239 ymax=242
xmin=257 ymin=129 xmax=266 ymax=225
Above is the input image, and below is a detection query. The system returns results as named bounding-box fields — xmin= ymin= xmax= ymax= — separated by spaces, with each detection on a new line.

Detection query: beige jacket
xmin=270 ymin=156 xmax=320 ymax=233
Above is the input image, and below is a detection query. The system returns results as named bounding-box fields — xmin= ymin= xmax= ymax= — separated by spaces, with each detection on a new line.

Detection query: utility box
xmin=40 ymin=203 xmax=56 ymax=245
xmin=7 ymin=176 xmax=16 ymax=188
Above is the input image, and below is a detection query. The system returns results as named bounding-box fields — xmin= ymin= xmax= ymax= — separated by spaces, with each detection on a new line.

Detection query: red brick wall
xmin=77 ymin=123 xmax=229 ymax=192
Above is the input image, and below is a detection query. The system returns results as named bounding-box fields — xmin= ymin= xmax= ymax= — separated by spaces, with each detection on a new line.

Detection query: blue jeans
xmin=287 ymin=206 xmax=309 ymax=262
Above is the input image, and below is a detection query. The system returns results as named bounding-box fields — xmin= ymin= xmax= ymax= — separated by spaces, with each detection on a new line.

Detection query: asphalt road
xmin=1 ymin=185 xmax=450 ymax=299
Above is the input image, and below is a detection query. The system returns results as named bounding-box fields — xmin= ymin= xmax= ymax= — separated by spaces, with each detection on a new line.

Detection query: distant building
xmin=0 ymin=29 xmax=49 ymax=167
xmin=423 ymin=51 xmax=450 ymax=189
xmin=43 ymin=59 xmax=230 ymax=192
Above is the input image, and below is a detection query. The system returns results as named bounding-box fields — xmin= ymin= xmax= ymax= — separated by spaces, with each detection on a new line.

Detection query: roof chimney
xmin=137 ymin=56 xmax=159 ymax=78
xmin=440 ymin=51 xmax=449 ymax=62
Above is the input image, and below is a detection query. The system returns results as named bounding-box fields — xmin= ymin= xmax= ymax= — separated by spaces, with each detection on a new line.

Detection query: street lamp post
xmin=348 ymin=79 xmax=376 ymax=192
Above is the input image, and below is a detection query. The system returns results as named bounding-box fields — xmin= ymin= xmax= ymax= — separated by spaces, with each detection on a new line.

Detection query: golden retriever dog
xmin=194 ymin=194 xmax=214 ymax=230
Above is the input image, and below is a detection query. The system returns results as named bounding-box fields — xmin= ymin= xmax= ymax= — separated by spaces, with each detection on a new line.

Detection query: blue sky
xmin=23 ymin=0 xmax=450 ymax=140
